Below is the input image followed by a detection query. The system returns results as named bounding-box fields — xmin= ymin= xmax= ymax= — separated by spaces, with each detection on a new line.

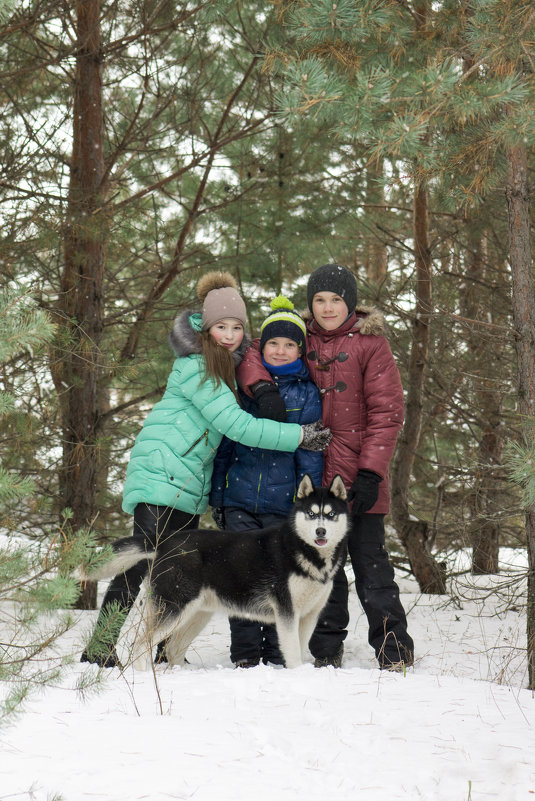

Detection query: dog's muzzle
xmin=315 ymin=527 xmax=327 ymax=546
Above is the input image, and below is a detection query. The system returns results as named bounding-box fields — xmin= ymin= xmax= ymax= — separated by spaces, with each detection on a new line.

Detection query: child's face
xmin=312 ymin=291 xmax=349 ymax=330
xmin=209 ymin=318 xmax=244 ymax=352
xmin=262 ymin=337 xmax=300 ymax=366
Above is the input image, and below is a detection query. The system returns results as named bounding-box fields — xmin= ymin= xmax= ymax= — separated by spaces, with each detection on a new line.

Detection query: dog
xmin=86 ymin=474 xmax=349 ymax=669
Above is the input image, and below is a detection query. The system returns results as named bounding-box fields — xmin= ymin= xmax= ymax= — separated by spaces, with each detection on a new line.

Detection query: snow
xmin=1 ymin=550 xmax=534 ymax=801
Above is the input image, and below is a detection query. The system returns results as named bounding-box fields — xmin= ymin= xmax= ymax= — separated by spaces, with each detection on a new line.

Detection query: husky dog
xmin=87 ymin=474 xmax=349 ymax=669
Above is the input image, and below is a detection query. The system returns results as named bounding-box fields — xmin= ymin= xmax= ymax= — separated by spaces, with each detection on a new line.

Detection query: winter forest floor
xmin=1 ymin=549 xmax=534 ymax=801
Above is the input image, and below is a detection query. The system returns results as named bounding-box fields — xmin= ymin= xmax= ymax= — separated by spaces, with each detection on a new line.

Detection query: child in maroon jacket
xmin=237 ymin=264 xmax=414 ymax=670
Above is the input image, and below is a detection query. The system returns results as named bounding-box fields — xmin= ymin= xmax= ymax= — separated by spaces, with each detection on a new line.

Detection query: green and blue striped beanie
xmin=260 ymin=296 xmax=307 ymax=350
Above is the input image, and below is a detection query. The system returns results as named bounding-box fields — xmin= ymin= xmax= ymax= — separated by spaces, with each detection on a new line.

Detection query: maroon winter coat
xmin=236 ymin=307 xmax=404 ymax=514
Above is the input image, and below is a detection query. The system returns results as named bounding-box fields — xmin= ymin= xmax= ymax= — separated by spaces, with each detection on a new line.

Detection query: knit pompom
xmin=196 ymin=271 xmax=238 ymax=303
xmin=270 ymin=295 xmax=294 ymax=312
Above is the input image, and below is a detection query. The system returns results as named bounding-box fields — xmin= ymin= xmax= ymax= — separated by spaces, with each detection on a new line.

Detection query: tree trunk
xmin=461 ymin=229 xmax=503 ymax=573
xmin=505 ymin=142 xmax=535 ymax=689
xmin=471 ymin=419 xmax=502 ymax=574
xmin=528 ymin=516 xmax=535 ymax=690
xmin=364 ymin=157 xmax=388 ymax=285
xmin=390 ymin=181 xmax=446 ymax=593
xmin=458 ymin=31 xmax=504 ymax=574
xmin=54 ymin=0 xmax=107 ymax=609
xmin=390 ymin=0 xmax=446 ymax=593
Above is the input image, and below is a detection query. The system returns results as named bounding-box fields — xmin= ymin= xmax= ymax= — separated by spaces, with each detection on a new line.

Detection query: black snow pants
xmin=91 ymin=504 xmax=199 ymax=643
xmin=223 ymin=507 xmax=286 ymax=665
xmin=308 ymin=513 xmax=414 ymax=667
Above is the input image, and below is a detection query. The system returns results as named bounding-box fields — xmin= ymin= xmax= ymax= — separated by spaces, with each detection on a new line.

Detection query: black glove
xmin=347 ymin=469 xmax=382 ymax=515
xmin=252 ymin=380 xmax=287 ymax=422
xmin=211 ymin=507 xmax=225 ymax=530
xmin=300 ymin=421 xmax=332 ymax=451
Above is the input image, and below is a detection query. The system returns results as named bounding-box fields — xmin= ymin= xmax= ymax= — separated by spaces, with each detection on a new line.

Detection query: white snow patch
xmin=0 ymin=549 xmax=533 ymax=801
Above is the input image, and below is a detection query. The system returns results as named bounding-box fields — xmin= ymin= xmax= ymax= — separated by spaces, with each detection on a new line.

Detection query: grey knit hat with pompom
xmin=197 ymin=271 xmax=247 ymax=330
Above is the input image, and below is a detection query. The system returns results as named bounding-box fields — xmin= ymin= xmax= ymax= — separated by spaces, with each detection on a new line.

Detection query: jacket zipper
xmin=182 ymin=429 xmax=209 ymax=457
xmin=254 ymin=453 xmax=264 ymax=513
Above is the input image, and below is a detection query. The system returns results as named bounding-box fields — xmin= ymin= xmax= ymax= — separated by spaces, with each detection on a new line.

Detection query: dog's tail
xmin=82 ymin=537 xmax=155 ymax=581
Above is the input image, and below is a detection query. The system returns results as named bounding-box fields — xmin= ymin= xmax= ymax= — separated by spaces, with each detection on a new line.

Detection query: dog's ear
xmin=329 ymin=474 xmax=347 ymax=501
xmin=297 ymin=474 xmax=315 ymax=499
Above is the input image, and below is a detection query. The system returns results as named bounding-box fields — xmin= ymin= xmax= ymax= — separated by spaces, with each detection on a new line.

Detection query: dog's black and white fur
xmin=87 ymin=474 xmax=349 ymax=669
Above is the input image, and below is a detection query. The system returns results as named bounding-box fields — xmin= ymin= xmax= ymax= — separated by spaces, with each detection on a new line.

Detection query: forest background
xmin=1 ymin=0 xmax=534 ymax=719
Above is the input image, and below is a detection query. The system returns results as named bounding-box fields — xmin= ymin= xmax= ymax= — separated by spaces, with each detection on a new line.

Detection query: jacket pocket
xmin=149 ymin=448 xmax=165 ymax=474
xmin=181 ymin=429 xmax=209 ymax=457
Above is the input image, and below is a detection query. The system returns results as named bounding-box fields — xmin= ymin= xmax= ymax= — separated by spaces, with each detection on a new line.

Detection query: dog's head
xmin=293 ymin=474 xmax=349 ymax=549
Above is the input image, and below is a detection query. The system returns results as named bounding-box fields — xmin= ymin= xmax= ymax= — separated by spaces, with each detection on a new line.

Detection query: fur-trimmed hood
xmin=354 ymin=305 xmax=388 ymax=337
xmin=168 ymin=309 xmax=250 ymax=365
xmin=301 ymin=306 xmax=388 ymax=337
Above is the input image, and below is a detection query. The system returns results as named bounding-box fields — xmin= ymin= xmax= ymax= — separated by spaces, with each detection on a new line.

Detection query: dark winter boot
xmin=234 ymin=658 xmax=260 ymax=669
xmin=262 ymin=656 xmax=285 ymax=667
xmin=378 ymin=645 xmax=414 ymax=672
xmin=154 ymin=639 xmax=191 ymax=665
xmin=313 ymin=643 xmax=344 ymax=669
xmin=80 ymin=647 xmax=122 ymax=669
xmin=154 ymin=639 xmax=168 ymax=664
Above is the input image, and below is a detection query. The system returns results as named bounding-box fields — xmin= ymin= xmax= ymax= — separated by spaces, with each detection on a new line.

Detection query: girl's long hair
xmin=200 ymin=331 xmax=240 ymax=401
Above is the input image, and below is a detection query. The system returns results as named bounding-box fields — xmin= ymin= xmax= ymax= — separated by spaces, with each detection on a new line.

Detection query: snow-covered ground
xmin=1 ymin=549 xmax=533 ymax=801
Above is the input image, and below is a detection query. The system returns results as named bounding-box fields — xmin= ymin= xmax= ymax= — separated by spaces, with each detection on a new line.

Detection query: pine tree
xmin=272 ymin=0 xmax=452 ymax=591
xmin=1 ymin=2 xmax=304 ymax=604
xmin=0 ymin=288 xmax=106 ymax=725
xmin=0 ymin=0 xmax=378 ymax=578
xmin=272 ymin=0 xmax=535 ymax=682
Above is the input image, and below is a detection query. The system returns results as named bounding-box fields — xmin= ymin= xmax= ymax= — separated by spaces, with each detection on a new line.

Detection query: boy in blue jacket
xmin=210 ymin=296 xmax=323 ymax=667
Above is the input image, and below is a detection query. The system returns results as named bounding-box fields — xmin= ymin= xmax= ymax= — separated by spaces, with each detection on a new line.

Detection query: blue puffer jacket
xmin=209 ymin=361 xmax=323 ymax=516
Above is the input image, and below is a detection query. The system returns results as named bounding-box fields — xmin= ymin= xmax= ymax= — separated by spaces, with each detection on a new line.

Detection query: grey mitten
xmin=300 ymin=421 xmax=332 ymax=451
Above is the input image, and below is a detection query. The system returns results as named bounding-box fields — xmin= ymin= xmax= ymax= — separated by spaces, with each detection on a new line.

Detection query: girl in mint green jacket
xmin=82 ymin=272 xmax=329 ymax=667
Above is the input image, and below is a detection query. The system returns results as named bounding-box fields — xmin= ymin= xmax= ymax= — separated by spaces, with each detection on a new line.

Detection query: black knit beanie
xmin=306 ymin=263 xmax=358 ymax=312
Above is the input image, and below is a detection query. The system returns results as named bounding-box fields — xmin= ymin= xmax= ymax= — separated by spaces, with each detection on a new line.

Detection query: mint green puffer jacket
xmin=122 ymin=311 xmax=302 ymax=516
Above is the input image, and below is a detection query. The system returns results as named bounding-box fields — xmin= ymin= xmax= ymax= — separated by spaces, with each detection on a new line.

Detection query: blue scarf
xmin=262 ymin=357 xmax=304 ymax=376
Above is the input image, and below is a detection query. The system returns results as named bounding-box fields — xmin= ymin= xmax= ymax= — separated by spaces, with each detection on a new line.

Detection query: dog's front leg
xmin=298 ymin=586 xmax=332 ymax=661
xmin=275 ymin=614 xmax=302 ymax=669
xmin=298 ymin=606 xmax=325 ymax=662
